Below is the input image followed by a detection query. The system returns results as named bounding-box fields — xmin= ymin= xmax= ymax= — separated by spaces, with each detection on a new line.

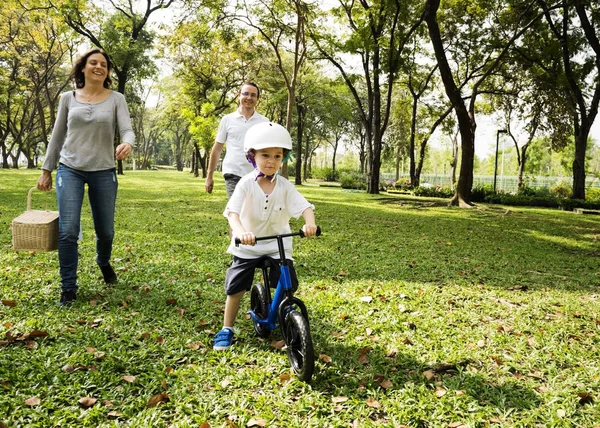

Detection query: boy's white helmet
xmin=244 ymin=122 xmax=292 ymax=152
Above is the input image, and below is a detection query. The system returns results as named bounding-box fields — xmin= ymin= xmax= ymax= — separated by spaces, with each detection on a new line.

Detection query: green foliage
xmin=413 ymin=185 xmax=454 ymax=198
xmin=2 ymin=170 xmax=600 ymax=426
xmin=339 ymin=172 xmax=366 ymax=189
xmin=311 ymin=167 xmax=339 ymax=182
xmin=471 ymin=184 xmax=494 ymax=202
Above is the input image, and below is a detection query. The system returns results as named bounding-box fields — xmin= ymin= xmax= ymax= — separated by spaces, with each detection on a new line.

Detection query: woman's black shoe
xmin=59 ymin=291 xmax=76 ymax=306
xmin=100 ymin=264 xmax=118 ymax=284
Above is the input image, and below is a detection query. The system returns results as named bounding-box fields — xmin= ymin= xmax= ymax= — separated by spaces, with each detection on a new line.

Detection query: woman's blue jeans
xmin=56 ymin=164 xmax=118 ymax=292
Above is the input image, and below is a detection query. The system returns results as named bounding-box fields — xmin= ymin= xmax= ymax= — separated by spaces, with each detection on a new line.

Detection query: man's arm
xmin=205 ymin=141 xmax=224 ymax=193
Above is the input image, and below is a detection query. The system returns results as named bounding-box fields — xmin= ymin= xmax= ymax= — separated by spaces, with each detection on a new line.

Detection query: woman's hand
xmin=37 ymin=170 xmax=53 ymax=191
xmin=115 ymin=143 xmax=133 ymax=160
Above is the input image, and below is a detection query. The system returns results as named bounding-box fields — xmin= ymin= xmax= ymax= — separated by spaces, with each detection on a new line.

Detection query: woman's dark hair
xmin=70 ymin=48 xmax=113 ymax=89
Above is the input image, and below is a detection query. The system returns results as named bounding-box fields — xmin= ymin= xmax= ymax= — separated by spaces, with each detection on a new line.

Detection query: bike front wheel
xmin=283 ymin=310 xmax=314 ymax=382
xmin=250 ymin=283 xmax=271 ymax=338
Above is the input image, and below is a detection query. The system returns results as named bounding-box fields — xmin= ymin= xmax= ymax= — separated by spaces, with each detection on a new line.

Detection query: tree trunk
xmin=517 ymin=143 xmax=529 ymax=192
xmin=424 ymin=0 xmax=475 ymax=207
xmin=295 ymin=102 xmax=304 ymax=185
xmin=572 ymin=130 xmax=588 ymax=199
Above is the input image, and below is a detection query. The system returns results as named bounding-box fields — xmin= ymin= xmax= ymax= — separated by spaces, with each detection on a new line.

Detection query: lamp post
xmin=493 ymin=129 xmax=507 ymax=193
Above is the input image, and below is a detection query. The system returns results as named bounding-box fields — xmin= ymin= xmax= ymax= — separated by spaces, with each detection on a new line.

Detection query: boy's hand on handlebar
xmin=236 ymin=232 xmax=256 ymax=246
xmin=302 ymin=224 xmax=318 ymax=237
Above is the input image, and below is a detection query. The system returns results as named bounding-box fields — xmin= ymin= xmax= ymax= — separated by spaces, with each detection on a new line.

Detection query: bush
xmin=552 ymin=181 xmax=572 ymax=198
xmin=586 ymin=187 xmax=600 ymax=202
xmin=311 ymin=167 xmax=339 ymax=182
xmin=413 ymin=185 xmax=453 ymax=198
xmin=340 ymin=172 xmax=367 ymax=190
xmin=472 ymin=184 xmax=494 ymax=202
xmin=557 ymin=198 xmax=600 ymax=211
xmin=484 ymin=193 xmax=559 ymax=208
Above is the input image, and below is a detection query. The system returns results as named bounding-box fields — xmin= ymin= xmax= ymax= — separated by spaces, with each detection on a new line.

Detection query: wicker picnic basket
xmin=11 ymin=187 xmax=59 ymax=252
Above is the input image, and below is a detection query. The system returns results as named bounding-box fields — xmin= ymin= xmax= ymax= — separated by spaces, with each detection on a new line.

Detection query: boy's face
xmin=254 ymin=147 xmax=284 ymax=176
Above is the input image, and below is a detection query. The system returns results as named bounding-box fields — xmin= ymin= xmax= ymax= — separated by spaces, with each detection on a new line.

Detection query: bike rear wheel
xmin=283 ymin=310 xmax=314 ymax=382
xmin=250 ymin=283 xmax=271 ymax=338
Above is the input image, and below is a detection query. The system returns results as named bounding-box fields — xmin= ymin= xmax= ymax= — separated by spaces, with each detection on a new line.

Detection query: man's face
xmin=239 ymin=84 xmax=259 ymax=109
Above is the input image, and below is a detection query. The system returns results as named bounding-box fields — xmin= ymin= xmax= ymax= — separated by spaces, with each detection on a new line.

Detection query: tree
xmin=535 ymin=0 xmax=600 ymax=199
xmin=423 ymin=0 xmax=545 ymax=206
xmin=310 ymin=0 xmax=425 ymax=193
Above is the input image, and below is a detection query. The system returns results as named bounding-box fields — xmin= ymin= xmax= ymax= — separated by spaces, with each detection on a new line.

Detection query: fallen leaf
xmin=146 ymin=393 xmax=169 ymax=408
xmin=62 ymin=364 xmax=74 ymax=373
xmin=271 ymin=340 xmax=285 ymax=350
xmin=379 ymin=379 xmax=393 ymax=389
xmin=578 ymin=392 xmax=594 ymax=405
xmin=359 ymin=296 xmax=373 ymax=303
xmin=107 ymin=411 xmax=124 ymax=419
xmin=557 ymin=409 xmax=566 ymax=418
xmin=200 ymin=423 xmax=211 ymax=428
xmin=386 ymin=349 xmax=398 ymax=358
xmin=1 ymin=300 xmax=17 ymax=307
xmin=85 ymin=347 xmax=97 ymax=353
xmin=279 ymin=373 xmax=291 ymax=384
xmin=422 ymin=370 xmax=435 ymax=381
xmin=366 ymin=397 xmax=381 ymax=408
xmin=78 ymin=397 xmax=97 ymax=408
xmin=435 ymin=387 xmax=447 ymax=398
xmin=332 ymin=396 xmax=349 ymax=403
xmin=319 ymin=354 xmax=332 ymax=363
xmin=246 ymin=418 xmax=267 ymax=427
xmin=122 ymin=375 xmax=137 ymax=383
xmin=24 ymin=396 xmax=40 ymax=406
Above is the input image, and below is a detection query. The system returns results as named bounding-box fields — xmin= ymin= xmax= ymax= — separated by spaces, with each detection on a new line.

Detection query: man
xmin=205 ymin=82 xmax=269 ymax=197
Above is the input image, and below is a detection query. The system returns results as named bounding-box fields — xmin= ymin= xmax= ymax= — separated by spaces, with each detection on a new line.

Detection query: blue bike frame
xmin=241 ymin=229 xmax=317 ymax=332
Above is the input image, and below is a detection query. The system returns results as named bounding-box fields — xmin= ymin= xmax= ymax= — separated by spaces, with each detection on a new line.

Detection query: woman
xmin=37 ymin=48 xmax=135 ymax=306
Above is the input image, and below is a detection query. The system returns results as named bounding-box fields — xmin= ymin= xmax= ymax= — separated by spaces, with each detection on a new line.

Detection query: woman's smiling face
xmin=83 ymin=53 xmax=109 ymax=85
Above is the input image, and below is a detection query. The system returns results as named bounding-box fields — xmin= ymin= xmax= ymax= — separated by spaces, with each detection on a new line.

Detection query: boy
xmin=213 ymin=122 xmax=318 ymax=350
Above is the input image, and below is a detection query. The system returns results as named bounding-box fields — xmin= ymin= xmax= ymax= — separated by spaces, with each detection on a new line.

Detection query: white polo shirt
xmin=224 ymin=172 xmax=315 ymax=259
xmin=216 ymin=110 xmax=268 ymax=177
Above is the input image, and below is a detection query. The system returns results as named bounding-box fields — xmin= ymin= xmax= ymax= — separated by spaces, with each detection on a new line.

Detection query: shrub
xmin=413 ymin=185 xmax=453 ymax=198
xmin=552 ymin=181 xmax=572 ymax=198
xmin=557 ymin=198 xmax=600 ymax=211
xmin=472 ymin=184 xmax=494 ymax=202
xmin=586 ymin=187 xmax=600 ymax=202
xmin=394 ymin=178 xmax=413 ymax=190
xmin=340 ymin=172 xmax=367 ymax=190
xmin=484 ymin=193 xmax=558 ymax=208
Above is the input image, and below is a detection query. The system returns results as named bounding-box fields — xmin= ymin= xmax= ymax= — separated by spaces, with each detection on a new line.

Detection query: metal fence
xmin=381 ymin=173 xmax=600 ymax=193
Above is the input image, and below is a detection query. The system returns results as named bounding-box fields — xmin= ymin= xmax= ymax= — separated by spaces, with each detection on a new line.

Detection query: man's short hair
xmin=241 ymin=81 xmax=260 ymax=98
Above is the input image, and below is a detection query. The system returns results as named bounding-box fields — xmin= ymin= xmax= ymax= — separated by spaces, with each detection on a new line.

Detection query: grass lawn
xmin=1 ymin=169 xmax=599 ymax=427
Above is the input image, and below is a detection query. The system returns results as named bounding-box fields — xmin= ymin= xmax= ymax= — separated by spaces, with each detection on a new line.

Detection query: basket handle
xmin=27 ymin=187 xmax=54 ymax=211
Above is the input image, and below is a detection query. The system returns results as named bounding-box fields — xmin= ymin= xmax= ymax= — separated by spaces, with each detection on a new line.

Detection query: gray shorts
xmin=225 ymin=256 xmax=299 ymax=295
xmin=223 ymin=174 xmax=241 ymax=198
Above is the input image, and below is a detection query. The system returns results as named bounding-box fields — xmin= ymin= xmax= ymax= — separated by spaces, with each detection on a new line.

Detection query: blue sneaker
xmin=213 ymin=328 xmax=234 ymax=350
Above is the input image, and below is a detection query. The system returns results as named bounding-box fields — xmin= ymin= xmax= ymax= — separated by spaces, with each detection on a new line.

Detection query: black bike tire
xmin=250 ymin=283 xmax=271 ymax=338
xmin=283 ymin=310 xmax=315 ymax=382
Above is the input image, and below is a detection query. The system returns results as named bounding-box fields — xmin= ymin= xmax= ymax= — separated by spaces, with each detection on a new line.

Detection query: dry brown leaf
xmin=386 ymin=349 xmax=398 ymax=358
xmin=422 ymin=370 xmax=435 ymax=381
xmin=85 ymin=347 xmax=97 ymax=353
xmin=379 ymin=379 xmax=393 ymax=389
xmin=1 ymin=300 xmax=17 ymax=307
xmin=435 ymin=387 xmax=447 ymax=398
xmin=365 ymin=397 xmax=381 ymax=408
xmin=358 ymin=353 xmax=369 ymax=365
xmin=78 ymin=397 xmax=97 ymax=408
xmin=332 ymin=396 xmax=349 ymax=403
xmin=246 ymin=418 xmax=268 ymax=427
xmin=24 ymin=396 xmax=40 ymax=406
xmin=271 ymin=340 xmax=285 ymax=350
xmin=200 ymin=423 xmax=211 ymax=428
xmin=225 ymin=418 xmax=238 ymax=428
xmin=102 ymin=400 xmax=114 ymax=407
xmin=122 ymin=375 xmax=137 ymax=383
xmin=447 ymin=423 xmax=467 ymax=428
xmin=107 ymin=411 xmax=124 ymax=419
xmin=359 ymin=296 xmax=373 ymax=303
xmin=319 ymin=354 xmax=332 ymax=364
xmin=146 ymin=393 xmax=169 ymax=408
xmin=62 ymin=364 xmax=74 ymax=373
xmin=279 ymin=373 xmax=291 ymax=384
xmin=557 ymin=409 xmax=566 ymax=418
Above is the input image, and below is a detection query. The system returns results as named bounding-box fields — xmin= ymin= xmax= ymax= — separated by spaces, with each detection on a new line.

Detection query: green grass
xmin=1 ymin=169 xmax=600 ymax=427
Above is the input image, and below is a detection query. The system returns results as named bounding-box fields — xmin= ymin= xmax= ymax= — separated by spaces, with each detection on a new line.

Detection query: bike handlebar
xmin=235 ymin=226 xmax=321 ymax=247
